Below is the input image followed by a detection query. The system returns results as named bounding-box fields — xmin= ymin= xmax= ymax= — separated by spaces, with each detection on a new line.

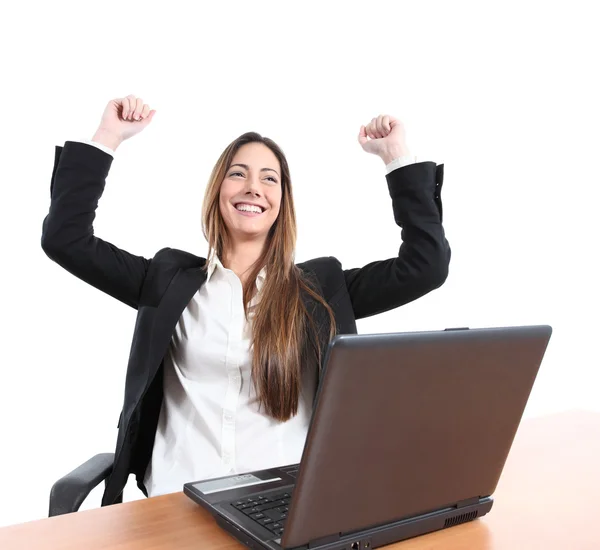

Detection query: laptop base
xmin=211 ymin=497 xmax=493 ymax=550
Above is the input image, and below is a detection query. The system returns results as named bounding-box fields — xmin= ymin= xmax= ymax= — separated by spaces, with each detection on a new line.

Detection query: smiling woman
xmin=200 ymin=131 xmax=337 ymax=427
xmin=41 ymin=94 xmax=450 ymax=505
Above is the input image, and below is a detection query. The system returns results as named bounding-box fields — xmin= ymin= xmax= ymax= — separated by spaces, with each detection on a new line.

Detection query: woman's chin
xmin=231 ymin=227 xmax=267 ymax=242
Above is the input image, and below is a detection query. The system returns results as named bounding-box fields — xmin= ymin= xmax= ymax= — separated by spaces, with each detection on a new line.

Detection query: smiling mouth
xmin=234 ymin=203 xmax=265 ymax=215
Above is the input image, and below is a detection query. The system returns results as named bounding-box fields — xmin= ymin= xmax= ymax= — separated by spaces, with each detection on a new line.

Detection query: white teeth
xmin=236 ymin=204 xmax=262 ymax=214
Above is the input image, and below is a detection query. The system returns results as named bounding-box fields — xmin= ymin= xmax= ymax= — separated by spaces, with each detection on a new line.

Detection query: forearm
xmin=43 ymin=142 xmax=110 ymax=249
xmin=344 ymin=161 xmax=449 ymax=319
xmin=42 ymin=141 xmax=150 ymax=309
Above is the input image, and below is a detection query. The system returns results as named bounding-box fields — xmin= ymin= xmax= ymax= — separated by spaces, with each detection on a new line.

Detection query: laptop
xmin=184 ymin=325 xmax=552 ymax=549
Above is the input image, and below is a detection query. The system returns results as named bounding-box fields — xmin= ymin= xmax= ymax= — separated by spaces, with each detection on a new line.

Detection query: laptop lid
xmin=281 ymin=325 xmax=552 ymax=548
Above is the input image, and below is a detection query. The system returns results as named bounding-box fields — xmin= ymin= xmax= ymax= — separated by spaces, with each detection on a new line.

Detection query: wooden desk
xmin=1 ymin=410 xmax=599 ymax=550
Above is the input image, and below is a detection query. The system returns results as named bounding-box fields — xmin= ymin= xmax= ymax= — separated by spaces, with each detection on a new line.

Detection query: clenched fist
xmin=93 ymin=95 xmax=156 ymax=150
xmin=358 ymin=115 xmax=411 ymax=165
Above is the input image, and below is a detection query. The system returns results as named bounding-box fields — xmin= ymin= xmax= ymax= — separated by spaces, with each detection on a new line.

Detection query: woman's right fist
xmin=96 ymin=95 xmax=156 ymax=146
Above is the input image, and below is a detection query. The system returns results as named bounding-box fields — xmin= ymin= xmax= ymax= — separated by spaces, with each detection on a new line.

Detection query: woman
xmin=42 ymin=94 xmax=450 ymax=505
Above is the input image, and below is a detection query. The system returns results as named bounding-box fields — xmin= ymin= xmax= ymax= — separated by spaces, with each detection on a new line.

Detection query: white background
xmin=0 ymin=0 xmax=598 ymax=529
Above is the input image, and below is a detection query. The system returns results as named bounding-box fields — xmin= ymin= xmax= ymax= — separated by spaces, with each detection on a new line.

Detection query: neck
xmin=222 ymin=238 xmax=267 ymax=285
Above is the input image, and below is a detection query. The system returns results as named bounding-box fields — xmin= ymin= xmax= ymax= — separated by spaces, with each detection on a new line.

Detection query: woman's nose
xmin=245 ymin=177 xmax=262 ymax=195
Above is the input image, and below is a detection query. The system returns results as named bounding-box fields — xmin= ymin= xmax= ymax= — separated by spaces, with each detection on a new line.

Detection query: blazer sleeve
xmin=41 ymin=141 xmax=151 ymax=309
xmin=341 ymin=161 xmax=450 ymax=320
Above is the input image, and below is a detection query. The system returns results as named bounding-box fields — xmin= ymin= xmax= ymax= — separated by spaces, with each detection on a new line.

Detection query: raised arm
xmin=41 ymin=95 xmax=158 ymax=309
xmin=342 ymin=115 xmax=450 ymax=319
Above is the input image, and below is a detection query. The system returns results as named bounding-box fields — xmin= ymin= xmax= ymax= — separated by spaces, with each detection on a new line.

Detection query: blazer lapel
xmin=145 ymin=266 xmax=207 ymax=388
xmin=299 ymin=273 xmax=331 ymax=385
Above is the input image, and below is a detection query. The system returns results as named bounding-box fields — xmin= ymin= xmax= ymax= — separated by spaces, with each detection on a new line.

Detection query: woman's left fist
xmin=358 ymin=114 xmax=410 ymax=163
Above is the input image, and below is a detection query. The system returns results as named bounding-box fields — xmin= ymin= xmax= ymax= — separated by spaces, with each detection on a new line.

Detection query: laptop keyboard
xmin=231 ymin=490 xmax=293 ymax=538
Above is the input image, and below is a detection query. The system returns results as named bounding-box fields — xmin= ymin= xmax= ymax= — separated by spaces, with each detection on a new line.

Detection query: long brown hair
xmin=202 ymin=132 xmax=337 ymax=421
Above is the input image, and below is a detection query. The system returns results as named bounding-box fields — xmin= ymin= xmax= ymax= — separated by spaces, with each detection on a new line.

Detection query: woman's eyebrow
xmin=230 ymin=163 xmax=280 ymax=177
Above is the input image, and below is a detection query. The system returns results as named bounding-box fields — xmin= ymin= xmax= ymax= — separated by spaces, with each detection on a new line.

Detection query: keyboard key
xmin=255 ymin=501 xmax=283 ymax=512
xmin=258 ymin=518 xmax=273 ymax=525
xmin=265 ymin=509 xmax=285 ymax=521
xmin=254 ymin=502 xmax=275 ymax=512
xmin=250 ymin=513 xmax=265 ymax=520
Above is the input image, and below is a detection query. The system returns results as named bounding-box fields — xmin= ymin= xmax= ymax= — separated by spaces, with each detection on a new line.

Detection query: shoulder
xmin=297 ymin=256 xmax=345 ymax=299
xmin=150 ymin=247 xmax=206 ymax=271
xmin=297 ymin=255 xmax=342 ymax=276
xmin=139 ymin=247 xmax=206 ymax=306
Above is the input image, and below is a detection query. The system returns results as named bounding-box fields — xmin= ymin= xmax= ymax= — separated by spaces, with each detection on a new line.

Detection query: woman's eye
xmin=229 ymin=171 xmax=276 ymax=183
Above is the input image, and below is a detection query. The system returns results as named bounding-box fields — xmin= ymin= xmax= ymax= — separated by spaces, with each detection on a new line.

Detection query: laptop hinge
xmin=308 ymin=533 xmax=340 ymax=548
xmin=456 ymin=496 xmax=480 ymax=508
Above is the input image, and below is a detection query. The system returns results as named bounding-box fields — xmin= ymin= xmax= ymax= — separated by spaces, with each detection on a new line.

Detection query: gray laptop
xmin=184 ymin=325 xmax=552 ymax=549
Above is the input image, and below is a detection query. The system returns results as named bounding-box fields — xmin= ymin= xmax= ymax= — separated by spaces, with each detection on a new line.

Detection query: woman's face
xmin=219 ymin=142 xmax=283 ymax=244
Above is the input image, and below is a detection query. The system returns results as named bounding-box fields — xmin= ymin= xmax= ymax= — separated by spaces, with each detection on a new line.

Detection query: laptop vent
xmin=444 ymin=510 xmax=478 ymax=528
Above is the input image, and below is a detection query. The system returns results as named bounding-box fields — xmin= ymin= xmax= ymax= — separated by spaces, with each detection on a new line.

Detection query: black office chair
xmin=48 ymin=453 xmax=122 ymax=516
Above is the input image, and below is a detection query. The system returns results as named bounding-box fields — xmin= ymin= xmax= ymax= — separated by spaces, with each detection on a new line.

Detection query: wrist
xmin=92 ymin=128 xmax=123 ymax=151
xmin=380 ymin=146 xmax=411 ymax=166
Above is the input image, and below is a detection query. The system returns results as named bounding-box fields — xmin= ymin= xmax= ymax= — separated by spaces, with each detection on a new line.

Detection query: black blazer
xmin=41 ymin=141 xmax=450 ymax=506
